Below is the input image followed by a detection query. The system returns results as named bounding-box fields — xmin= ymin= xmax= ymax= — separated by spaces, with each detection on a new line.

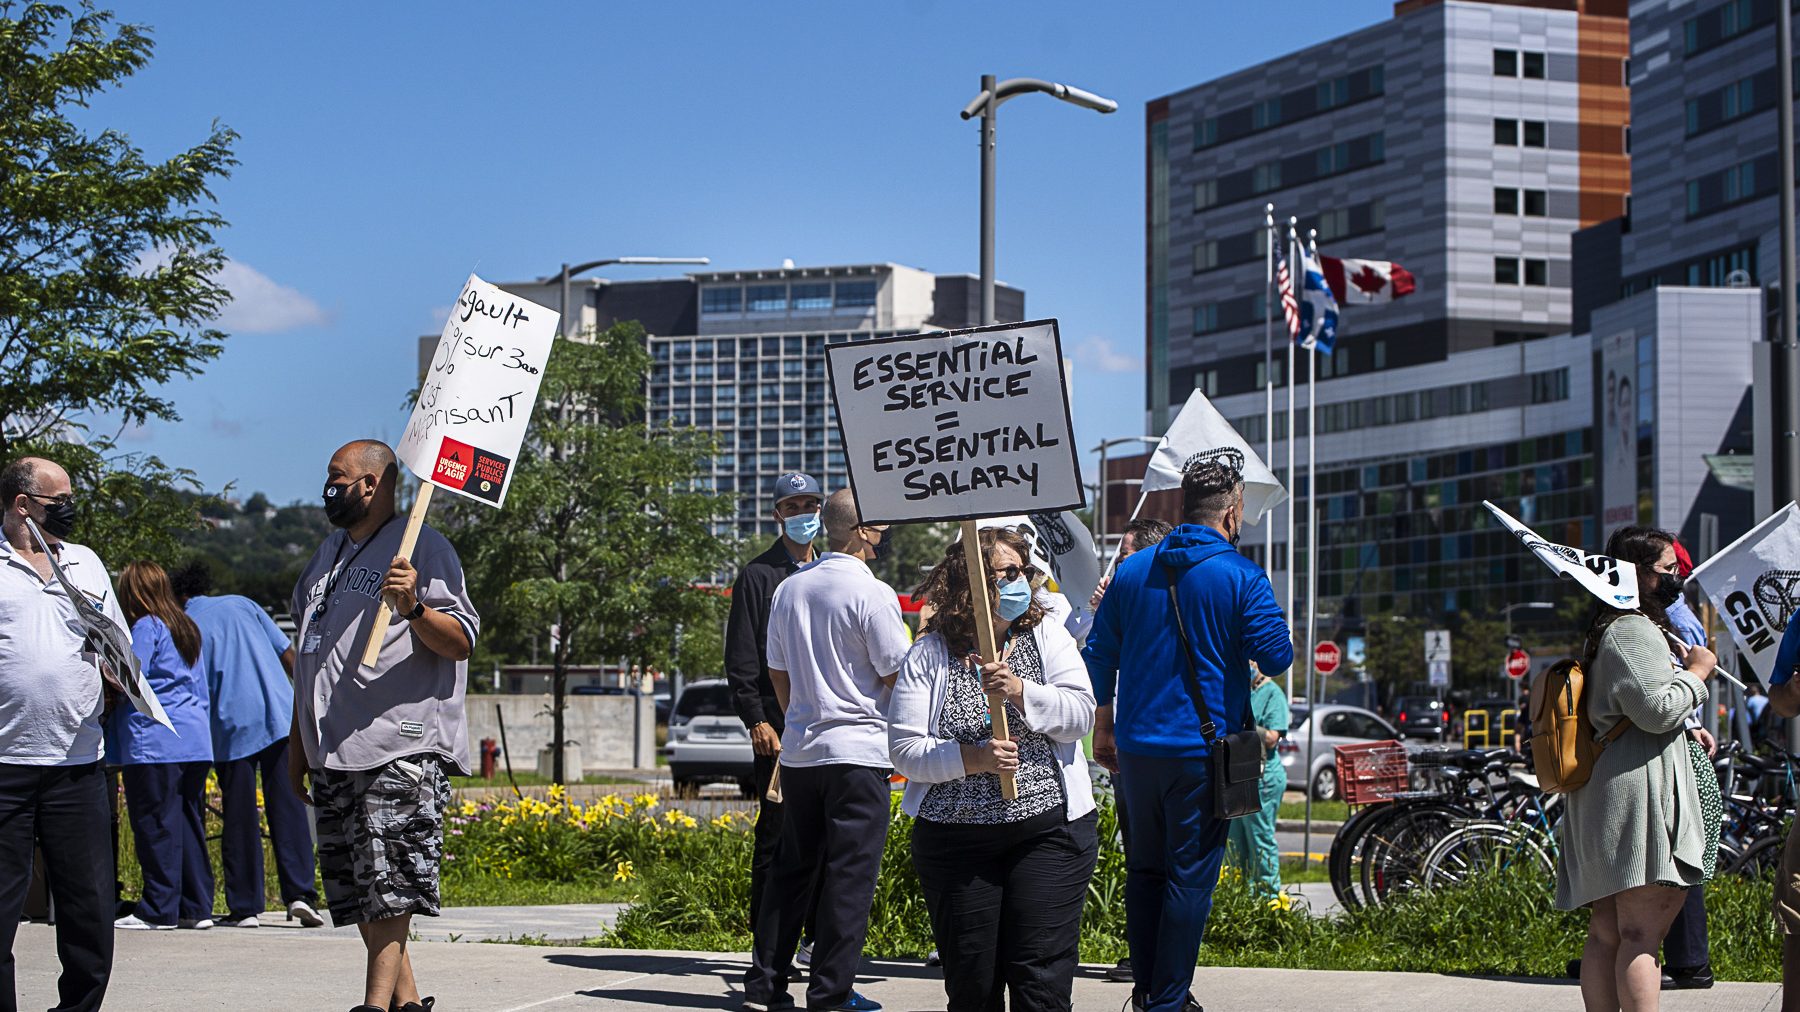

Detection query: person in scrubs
xmin=1226 ymin=661 xmax=1290 ymax=896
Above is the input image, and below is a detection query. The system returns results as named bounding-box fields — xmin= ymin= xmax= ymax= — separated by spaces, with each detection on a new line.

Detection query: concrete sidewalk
xmin=12 ymin=923 xmax=1781 ymax=1011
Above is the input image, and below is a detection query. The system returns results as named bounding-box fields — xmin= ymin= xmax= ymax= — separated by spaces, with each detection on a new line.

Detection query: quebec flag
xmin=1296 ymin=242 xmax=1340 ymax=354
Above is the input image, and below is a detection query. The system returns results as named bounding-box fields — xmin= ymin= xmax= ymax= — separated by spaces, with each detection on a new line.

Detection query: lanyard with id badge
xmin=302 ymin=518 xmax=396 ymax=655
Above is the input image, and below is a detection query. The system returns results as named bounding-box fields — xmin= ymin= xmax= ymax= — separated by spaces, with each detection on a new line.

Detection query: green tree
xmin=871 ymin=520 xmax=957 ymax=595
xmin=1 ymin=3 xmax=237 ymax=559
xmin=1363 ymin=614 xmax=1427 ymax=698
xmin=453 ymin=322 xmax=737 ymax=782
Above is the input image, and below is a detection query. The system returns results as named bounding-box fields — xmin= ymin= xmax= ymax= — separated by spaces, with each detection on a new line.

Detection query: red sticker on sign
xmin=432 ymin=438 xmax=475 ymax=490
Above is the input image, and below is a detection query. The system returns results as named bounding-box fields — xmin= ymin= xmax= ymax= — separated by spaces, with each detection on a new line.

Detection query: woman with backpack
xmin=1556 ymin=525 xmax=1717 ymax=1011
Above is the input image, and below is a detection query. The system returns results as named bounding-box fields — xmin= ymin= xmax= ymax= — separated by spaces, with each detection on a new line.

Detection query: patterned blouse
xmin=918 ymin=630 xmax=1064 ymax=825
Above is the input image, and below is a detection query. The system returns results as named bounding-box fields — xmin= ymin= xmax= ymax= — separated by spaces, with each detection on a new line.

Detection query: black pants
xmin=120 ymin=761 xmax=213 ymax=925
xmin=1664 ymin=882 xmax=1709 ymax=970
xmin=744 ymin=763 xmax=889 ymax=1008
xmin=913 ymin=809 xmax=1099 ymax=1012
xmin=216 ymin=737 xmax=319 ymax=918
xmin=750 ymin=752 xmax=822 ymax=942
xmin=0 ymin=762 xmax=115 ymax=1012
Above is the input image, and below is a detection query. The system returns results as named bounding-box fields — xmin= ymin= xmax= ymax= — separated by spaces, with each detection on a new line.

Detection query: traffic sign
xmin=1505 ymin=634 xmax=1523 ymax=650
xmin=1428 ymin=659 xmax=1450 ymax=687
xmin=1314 ymin=641 xmax=1342 ymax=676
xmin=1424 ymin=630 xmax=1451 ymax=665
xmin=1506 ymin=649 xmax=1531 ymax=679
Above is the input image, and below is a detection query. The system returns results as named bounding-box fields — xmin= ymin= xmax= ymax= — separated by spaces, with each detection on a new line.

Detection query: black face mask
xmin=1650 ymin=572 xmax=1685 ymax=608
xmin=867 ymin=529 xmax=892 ymax=562
xmin=322 ymin=480 xmax=368 ymax=529
xmin=32 ymin=497 xmax=77 ymax=539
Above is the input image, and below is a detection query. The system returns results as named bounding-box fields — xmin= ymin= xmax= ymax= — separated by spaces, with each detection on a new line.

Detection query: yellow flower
xmin=547 ymin=783 xmax=567 ymax=800
xmin=1267 ymin=893 xmax=1294 ymax=911
xmin=613 ymin=860 xmax=635 ymax=882
xmin=634 ymin=793 xmax=659 ymax=809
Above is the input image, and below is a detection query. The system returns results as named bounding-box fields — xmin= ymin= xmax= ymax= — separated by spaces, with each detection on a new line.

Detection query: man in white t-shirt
xmin=0 ymin=457 xmax=126 ymax=1011
xmin=743 ymin=489 xmax=912 ymax=1012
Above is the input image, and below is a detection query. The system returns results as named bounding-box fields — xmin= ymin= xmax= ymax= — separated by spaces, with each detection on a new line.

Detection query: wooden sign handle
xmin=959 ymin=519 xmax=1016 ymax=800
xmin=765 ymin=763 xmax=783 ymax=804
xmin=359 ymin=481 xmax=436 ymax=668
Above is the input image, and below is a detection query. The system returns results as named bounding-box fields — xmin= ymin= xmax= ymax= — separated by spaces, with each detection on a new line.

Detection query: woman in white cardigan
xmin=890 ymin=527 xmax=1098 ymax=1012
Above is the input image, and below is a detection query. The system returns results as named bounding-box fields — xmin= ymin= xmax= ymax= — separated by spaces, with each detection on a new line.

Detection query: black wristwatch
xmin=402 ymin=601 xmax=426 ymax=622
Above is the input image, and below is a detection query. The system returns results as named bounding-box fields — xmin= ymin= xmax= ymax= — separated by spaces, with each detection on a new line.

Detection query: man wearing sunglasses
xmin=744 ymin=488 xmax=912 ymax=1012
xmin=0 ymin=457 xmax=125 ymax=1012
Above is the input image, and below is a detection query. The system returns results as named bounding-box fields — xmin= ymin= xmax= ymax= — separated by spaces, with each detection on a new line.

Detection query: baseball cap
xmin=771 ymin=472 xmax=822 ymax=505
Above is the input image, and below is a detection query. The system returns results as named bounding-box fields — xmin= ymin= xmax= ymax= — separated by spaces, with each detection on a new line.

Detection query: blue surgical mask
xmin=783 ymin=511 xmax=821 ymax=544
xmin=996 ymin=576 xmax=1033 ymax=622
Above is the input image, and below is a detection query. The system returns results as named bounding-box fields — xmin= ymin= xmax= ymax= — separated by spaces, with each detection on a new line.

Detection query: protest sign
xmin=824 ymin=320 xmax=1084 ymax=526
xmin=398 ymin=273 xmax=559 ymax=509
xmin=26 ymin=519 xmax=172 ymax=731
xmin=975 ymin=510 xmax=1103 ymax=625
xmin=1142 ymin=388 xmax=1287 ymax=525
xmin=1482 ymin=501 xmax=1639 ymax=609
xmin=1690 ymin=503 xmax=1800 ymax=682
xmin=362 ymin=274 xmax=559 ymax=666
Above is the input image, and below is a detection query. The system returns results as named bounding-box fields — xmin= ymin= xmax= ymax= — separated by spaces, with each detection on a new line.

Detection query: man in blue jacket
xmin=1085 ymin=461 xmax=1292 ymax=1012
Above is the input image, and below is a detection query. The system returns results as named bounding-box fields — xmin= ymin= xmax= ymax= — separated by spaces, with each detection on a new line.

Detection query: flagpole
xmin=1306 ymin=229 xmax=1322 ymax=717
xmin=1263 ymin=203 xmax=1280 ymax=687
xmin=1285 ymin=219 xmax=1298 ymax=686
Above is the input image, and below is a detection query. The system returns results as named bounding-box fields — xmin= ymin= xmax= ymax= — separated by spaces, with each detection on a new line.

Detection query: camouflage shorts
xmin=312 ymin=754 xmax=450 ymax=927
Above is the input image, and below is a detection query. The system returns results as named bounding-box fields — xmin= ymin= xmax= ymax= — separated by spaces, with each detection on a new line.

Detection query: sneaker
xmin=219 ymin=915 xmax=260 ymax=928
xmin=1106 ymin=957 xmax=1133 ymax=983
xmin=925 ymin=949 xmax=941 ymax=967
xmin=287 ymin=899 xmax=325 ymax=927
xmin=395 ymin=999 xmax=436 ymax=1012
xmin=796 ymin=938 xmax=813 ymax=967
xmin=741 ymin=996 xmax=796 ymax=1012
xmin=1662 ymin=964 xmax=1715 ymax=990
xmin=1126 ymin=993 xmax=1202 ymax=1012
xmin=114 ymin=914 xmax=174 ymax=930
xmin=177 ymin=917 xmax=214 ymax=930
xmin=818 ymin=993 xmax=882 ymax=1012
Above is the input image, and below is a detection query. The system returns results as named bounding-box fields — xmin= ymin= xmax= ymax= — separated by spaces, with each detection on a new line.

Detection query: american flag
xmin=1276 ymin=255 xmax=1301 ymax=339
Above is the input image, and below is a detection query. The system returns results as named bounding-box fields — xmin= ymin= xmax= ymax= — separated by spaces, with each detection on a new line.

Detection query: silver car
xmin=1281 ymin=703 xmax=1403 ymax=801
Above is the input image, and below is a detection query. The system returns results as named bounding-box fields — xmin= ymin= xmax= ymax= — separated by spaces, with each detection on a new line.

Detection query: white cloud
xmin=214 ymin=260 xmax=330 ymax=333
xmin=1072 ymin=336 xmax=1140 ymax=373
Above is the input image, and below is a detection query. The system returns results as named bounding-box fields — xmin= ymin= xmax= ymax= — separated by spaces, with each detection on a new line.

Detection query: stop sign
xmin=1314 ymin=641 xmax=1342 ymax=676
xmin=1506 ymin=649 xmax=1531 ymax=679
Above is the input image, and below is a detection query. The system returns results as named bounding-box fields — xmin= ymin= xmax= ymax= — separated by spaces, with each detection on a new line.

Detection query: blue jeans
xmin=1117 ymin=751 xmax=1229 ymax=1012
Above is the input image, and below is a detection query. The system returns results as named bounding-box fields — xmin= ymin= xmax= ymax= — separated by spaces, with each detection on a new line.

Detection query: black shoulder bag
xmin=1164 ymin=561 xmax=1264 ymax=821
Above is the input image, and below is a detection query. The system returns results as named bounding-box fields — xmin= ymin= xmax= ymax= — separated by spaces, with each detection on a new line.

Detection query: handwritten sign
xmin=397 ymin=274 xmax=559 ymax=508
xmin=825 ymin=319 xmax=1083 ymax=525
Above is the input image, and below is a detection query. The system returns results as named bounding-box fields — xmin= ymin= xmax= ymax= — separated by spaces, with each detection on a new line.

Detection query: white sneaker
xmin=114 ymin=914 xmax=174 ymax=930
xmin=177 ymin=918 xmax=213 ymax=930
xmin=220 ymin=915 xmax=260 ymax=928
xmin=795 ymin=939 xmax=813 ymax=967
xmin=287 ymin=899 xmax=325 ymax=927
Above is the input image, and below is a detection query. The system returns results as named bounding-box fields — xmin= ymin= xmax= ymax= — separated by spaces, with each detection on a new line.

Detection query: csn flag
xmin=976 ymin=511 xmax=1102 ymax=611
xmin=1689 ymin=503 xmax=1800 ymax=680
xmin=1143 ymin=388 xmax=1287 ymax=525
xmin=1483 ymin=500 xmax=1640 ymax=609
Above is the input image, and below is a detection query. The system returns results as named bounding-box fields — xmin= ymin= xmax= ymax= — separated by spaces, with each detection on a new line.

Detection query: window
xmin=1190 ymin=64 xmax=1385 ymax=150
xmin=1523 ymin=189 xmax=1547 ymax=216
xmin=1495 ymin=257 xmax=1521 ymax=284
xmin=1194 ymin=180 xmax=1218 ymax=210
xmin=1686 ymin=68 xmax=1779 ymax=136
xmin=1494 ymin=187 xmax=1519 ymax=214
xmin=1251 ymin=97 xmax=1282 ymax=130
xmin=1193 ymin=241 xmax=1218 ymax=273
xmin=1684 ymin=0 xmax=1777 ymax=57
xmin=1524 ymin=259 xmax=1549 ymax=286
xmin=701 ymin=286 xmax=741 ymax=314
xmin=747 ymin=285 xmax=787 ymax=312
xmin=1493 ymin=48 xmax=1518 ymax=76
xmin=1193 ymin=304 xmax=1219 ymax=334
xmin=791 ymin=283 xmax=831 ymax=311
xmin=1686 ymin=152 xmax=1778 ymax=218
xmin=1193 ymin=117 xmax=1219 ymax=148
xmin=1522 ymin=51 xmax=1546 ymax=79
xmin=1522 ymin=120 xmax=1546 ymax=147
xmin=1253 ymin=162 xmax=1282 ymax=192
xmin=1494 ymin=118 xmax=1519 ymax=145
xmin=835 ymin=280 xmax=877 ymax=307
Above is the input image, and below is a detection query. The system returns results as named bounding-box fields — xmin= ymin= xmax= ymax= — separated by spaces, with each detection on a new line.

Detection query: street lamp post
xmin=1091 ymin=435 xmax=1158 ymax=546
xmin=543 ymin=256 xmax=712 ymax=339
xmin=960 ymin=75 xmax=1117 ymax=325
xmin=1501 ymin=601 xmax=1554 ymax=691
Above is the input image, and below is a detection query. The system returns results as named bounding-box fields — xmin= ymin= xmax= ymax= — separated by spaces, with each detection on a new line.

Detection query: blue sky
xmin=86 ymin=0 xmax=1394 ymax=505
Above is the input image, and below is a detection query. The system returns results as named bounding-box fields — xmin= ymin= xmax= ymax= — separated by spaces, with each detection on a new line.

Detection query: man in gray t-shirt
xmin=288 ymin=440 xmax=478 ymax=1012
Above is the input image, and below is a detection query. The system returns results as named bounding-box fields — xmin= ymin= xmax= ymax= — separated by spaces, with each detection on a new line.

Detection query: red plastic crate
xmin=1334 ymin=740 xmax=1408 ymax=804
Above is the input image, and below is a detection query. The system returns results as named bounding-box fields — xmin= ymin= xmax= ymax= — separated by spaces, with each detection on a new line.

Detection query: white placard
xmin=825 ymin=320 xmax=1084 ymax=524
xmin=397 ymin=274 xmax=559 ymax=508
xmin=1690 ymin=503 xmax=1800 ymax=682
xmin=1483 ymin=500 xmax=1639 ymax=609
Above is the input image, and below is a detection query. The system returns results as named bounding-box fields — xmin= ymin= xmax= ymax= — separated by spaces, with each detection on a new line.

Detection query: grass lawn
xmin=449 ymin=772 xmax=645 ymax=790
xmin=1277 ymin=799 xmax=1349 ymax=822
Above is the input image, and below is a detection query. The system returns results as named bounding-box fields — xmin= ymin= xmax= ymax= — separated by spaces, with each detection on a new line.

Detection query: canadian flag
xmin=1321 ymin=256 xmax=1417 ymax=304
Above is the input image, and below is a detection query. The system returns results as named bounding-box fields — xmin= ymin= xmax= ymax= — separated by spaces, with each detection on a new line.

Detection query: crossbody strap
xmin=1162 ymin=554 xmax=1254 ymax=745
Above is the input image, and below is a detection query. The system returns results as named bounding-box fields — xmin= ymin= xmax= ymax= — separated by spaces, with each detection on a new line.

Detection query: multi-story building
xmin=499 ymin=264 xmax=1023 ymax=539
xmin=1133 ymin=0 xmax=1630 ymax=632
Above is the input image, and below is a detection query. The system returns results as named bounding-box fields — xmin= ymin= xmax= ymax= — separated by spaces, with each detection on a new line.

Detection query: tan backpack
xmin=1528 ymin=658 xmax=1630 ymax=793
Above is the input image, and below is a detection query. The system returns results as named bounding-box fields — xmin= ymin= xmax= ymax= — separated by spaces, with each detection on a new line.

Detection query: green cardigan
xmin=1554 ymin=614 xmax=1709 ymax=910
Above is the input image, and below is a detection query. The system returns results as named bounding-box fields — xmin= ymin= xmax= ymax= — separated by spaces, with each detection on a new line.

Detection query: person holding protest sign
xmin=743 ymin=489 xmax=912 ymax=1012
xmin=1556 ymin=525 xmax=1715 ymax=1012
xmin=0 ymin=457 xmax=123 ymax=1010
xmin=170 ymin=560 xmax=324 ymax=929
xmin=1083 ymin=461 xmax=1293 ymax=1012
xmin=288 ymin=440 xmax=479 ymax=1012
xmin=726 ymin=472 xmax=823 ymax=947
xmin=108 ymin=561 xmax=215 ymax=932
xmin=889 ymin=526 xmax=1098 ymax=1012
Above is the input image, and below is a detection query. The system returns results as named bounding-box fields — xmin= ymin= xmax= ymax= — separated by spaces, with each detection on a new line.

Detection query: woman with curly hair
xmin=889 ymin=526 xmax=1097 ymax=1012
xmin=1556 ymin=525 xmax=1717 ymax=1011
